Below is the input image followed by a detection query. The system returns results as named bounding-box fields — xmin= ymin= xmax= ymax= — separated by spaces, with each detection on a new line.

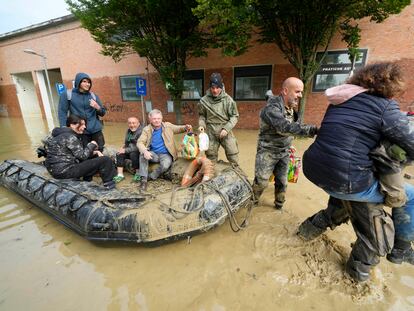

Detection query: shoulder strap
xmin=67 ymin=89 xmax=96 ymax=101
xmin=199 ymin=98 xmax=228 ymax=122
xmin=66 ymin=89 xmax=72 ymax=101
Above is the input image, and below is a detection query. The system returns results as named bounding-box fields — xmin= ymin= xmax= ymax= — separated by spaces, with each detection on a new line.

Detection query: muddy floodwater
xmin=1 ymin=117 xmax=414 ymax=311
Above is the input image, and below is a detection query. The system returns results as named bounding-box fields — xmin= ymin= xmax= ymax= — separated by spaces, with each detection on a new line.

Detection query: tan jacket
xmin=137 ymin=122 xmax=187 ymax=160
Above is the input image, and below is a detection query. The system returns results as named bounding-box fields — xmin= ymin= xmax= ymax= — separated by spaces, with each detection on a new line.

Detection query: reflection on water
xmin=0 ymin=118 xmax=48 ymax=162
xmin=0 ymin=117 xmax=414 ymax=311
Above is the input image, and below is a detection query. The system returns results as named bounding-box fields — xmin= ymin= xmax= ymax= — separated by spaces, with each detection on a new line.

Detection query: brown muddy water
xmin=1 ymin=117 xmax=414 ymax=311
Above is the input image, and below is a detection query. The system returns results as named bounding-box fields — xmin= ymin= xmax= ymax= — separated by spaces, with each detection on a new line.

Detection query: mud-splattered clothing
xmin=252 ymin=95 xmax=317 ymax=202
xmin=300 ymin=196 xmax=394 ymax=275
xmin=301 ymin=84 xmax=414 ymax=277
xmin=44 ymin=127 xmax=115 ymax=183
xmin=198 ymin=89 xmax=239 ymax=164
xmin=116 ymin=125 xmax=144 ymax=170
xmin=303 ymin=92 xmax=414 ymax=194
xmin=137 ymin=122 xmax=187 ymax=161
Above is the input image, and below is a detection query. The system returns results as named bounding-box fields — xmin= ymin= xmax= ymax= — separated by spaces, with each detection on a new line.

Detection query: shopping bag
xmin=181 ymin=132 xmax=199 ymax=159
xmin=287 ymin=146 xmax=301 ymax=183
xmin=268 ymin=146 xmax=301 ymax=183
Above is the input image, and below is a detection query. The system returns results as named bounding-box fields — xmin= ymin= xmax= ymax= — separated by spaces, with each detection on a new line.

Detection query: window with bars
xmin=312 ymin=49 xmax=368 ymax=92
xmin=234 ymin=65 xmax=272 ymax=100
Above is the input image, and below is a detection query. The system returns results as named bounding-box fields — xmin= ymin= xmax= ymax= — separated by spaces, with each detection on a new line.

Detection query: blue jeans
xmin=327 ymin=180 xmax=414 ymax=242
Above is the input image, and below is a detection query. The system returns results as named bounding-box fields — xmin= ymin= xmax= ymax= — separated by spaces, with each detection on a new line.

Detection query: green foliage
xmin=66 ymin=0 xmax=211 ymax=123
xmin=195 ymin=0 xmax=410 ymax=121
xmin=194 ymin=0 xmax=255 ymax=56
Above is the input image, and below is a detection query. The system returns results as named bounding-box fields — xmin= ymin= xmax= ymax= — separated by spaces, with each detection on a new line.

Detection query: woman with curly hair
xmin=297 ymin=62 xmax=414 ymax=282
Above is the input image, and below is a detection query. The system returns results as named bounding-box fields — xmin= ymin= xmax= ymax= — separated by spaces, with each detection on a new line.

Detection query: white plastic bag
xmin=198 ymin=130 xmax=209 ymax=152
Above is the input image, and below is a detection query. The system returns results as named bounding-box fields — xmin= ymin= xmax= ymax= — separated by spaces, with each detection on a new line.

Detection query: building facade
xmin=1 ymin=5 xmax=413 ymax=129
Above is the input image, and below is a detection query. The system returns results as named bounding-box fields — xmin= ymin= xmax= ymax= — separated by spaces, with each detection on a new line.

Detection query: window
xmin=234 ymin=65 xmax=272 ymax=100
xmin=312 ymin=49 xmax=368 ymax=92
xmin=145 ymin=100 xmax=152 ymax=112
xmin=182 ymin=70 xmax=204 ymax=100
xmin=120 ymin=75 xmax=141 ymax=101
xmin=167 ymin=100 xmax=174 ymax=112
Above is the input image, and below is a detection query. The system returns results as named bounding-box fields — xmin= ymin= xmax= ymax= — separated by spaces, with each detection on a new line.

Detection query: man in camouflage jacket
xmin=198 ymin=73 xmax=239 ymax=164
xmin=252 ymin=77 xmax=317 ymax=209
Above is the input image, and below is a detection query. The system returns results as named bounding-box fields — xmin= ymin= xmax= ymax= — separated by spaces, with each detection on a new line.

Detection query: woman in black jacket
xmin=298 ymin=62 xmax=414 ymax=282
xmin=45 ymin=115 xmax=116 ymax=189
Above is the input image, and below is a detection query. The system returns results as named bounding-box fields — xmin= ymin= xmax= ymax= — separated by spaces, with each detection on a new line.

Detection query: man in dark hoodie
xmin=45 ymin=114 xmax=116 ymax=189
xmin=58 ymin=72 xmax=106 ymax=151
xmin=252 ymin=77 xmax=318 ymax=209
xmin=198 ymin=72 xmax=239 ymax=164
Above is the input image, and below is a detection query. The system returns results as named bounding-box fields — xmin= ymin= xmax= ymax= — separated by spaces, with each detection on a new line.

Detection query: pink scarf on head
xmin=325 ymin=84 xmax=368 ymax=105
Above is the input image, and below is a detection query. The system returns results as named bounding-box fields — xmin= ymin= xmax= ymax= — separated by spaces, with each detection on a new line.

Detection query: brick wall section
xmin=56 ymin=55 xmax=414 ymax=128
xmin=0 ymin=84 xmax=20 ymax=117
xmin=1 ymin=4 xmax=413 ymax=127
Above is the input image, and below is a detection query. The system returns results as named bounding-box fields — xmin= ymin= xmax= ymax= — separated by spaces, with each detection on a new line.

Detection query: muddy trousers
xmin=116 ymin=151 xmax=139 ymax=170
xmin=81 ymin=131 xmax=105 ymax=152
xmin=206 ymin=130 xmax=239 ymax=165
xmin=252 ymin=148 xmax=289 ymax=206
xmin=303 ymin=197 xmax=394 ymax=273
xmin=138 ymin=152 xmax=172 ymax=181
xmin=53 ymin=156 xmax=116 ymax=183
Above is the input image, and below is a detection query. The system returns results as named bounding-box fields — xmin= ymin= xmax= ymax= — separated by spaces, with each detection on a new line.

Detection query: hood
xmin=325 ymin=84 xmax=367 ymax=105
xmin=74 ymin=72 xmax=92 ymax=91
xmin=206 ymin=88 xmax=225 ymax=102
xmin=51 ymin=127 xmax=73 ymax=137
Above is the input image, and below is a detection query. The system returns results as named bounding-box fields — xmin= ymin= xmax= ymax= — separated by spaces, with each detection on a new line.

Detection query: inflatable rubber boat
xmin=0 ymin=158 xmax=253 ymax=245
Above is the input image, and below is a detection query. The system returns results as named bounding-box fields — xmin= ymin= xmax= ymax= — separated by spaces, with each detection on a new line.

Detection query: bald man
xmin=113 ymin=117 xmax=144 ymax=183
xmin=252 ymin=77 xmax=318 ymax=209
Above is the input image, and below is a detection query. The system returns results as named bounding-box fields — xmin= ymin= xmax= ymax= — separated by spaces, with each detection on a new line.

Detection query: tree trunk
xmin=298 ymin=80 xmax=311 ymax=123
xmin=173 ymin=96 xmax=183 ymax=124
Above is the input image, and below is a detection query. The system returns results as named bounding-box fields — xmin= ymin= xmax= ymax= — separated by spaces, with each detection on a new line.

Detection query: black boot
xmin=345 ymin=256 xmax=371 ymax=282
xmin=297 ymin=210 xmax=332 ymax=240
xmin=387 ymin=240 xmax=414 ymax=265
xmin=274 ymin=190 xmax=285 ymax=209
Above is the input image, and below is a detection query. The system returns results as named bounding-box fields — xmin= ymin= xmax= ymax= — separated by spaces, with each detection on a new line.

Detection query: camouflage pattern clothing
xmin=45 ymin=127 xmax=96 ymax=176
xmin=198 ymin=89 xmax=239 ymax=164
xmin=370 ymin=140 xmax=408 ymax=208
xmin=252 ymin=94 xmax=317 ymax=207
xmin=44 ymin=127 xmax=116 ymax=183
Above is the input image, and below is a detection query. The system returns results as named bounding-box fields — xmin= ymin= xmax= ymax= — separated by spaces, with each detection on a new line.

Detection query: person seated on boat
xmin=137 ymin=109 xmax=192 ymax=191
xmin=113 ymin=117 xmax=144 ymax=183
xmin=44 ymin=114 xmax=117 ymax=189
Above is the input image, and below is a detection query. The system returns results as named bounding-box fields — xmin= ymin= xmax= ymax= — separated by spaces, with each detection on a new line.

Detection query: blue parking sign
xmin=136 ymin=77 xmax=147 ymax=96
xmin=55 ymin=83 xmax=66 ymax=95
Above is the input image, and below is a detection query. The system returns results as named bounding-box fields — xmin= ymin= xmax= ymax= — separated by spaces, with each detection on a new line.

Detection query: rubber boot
xmin=387 ymin=239 xmax=414 ymax=265
xmin=297 ymin=211 xmax=329 ymax=240
xmin=345 ymin=255 xmax=371 ymax=282
xmin=274 ymin=190 xmax=286 ymax=209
